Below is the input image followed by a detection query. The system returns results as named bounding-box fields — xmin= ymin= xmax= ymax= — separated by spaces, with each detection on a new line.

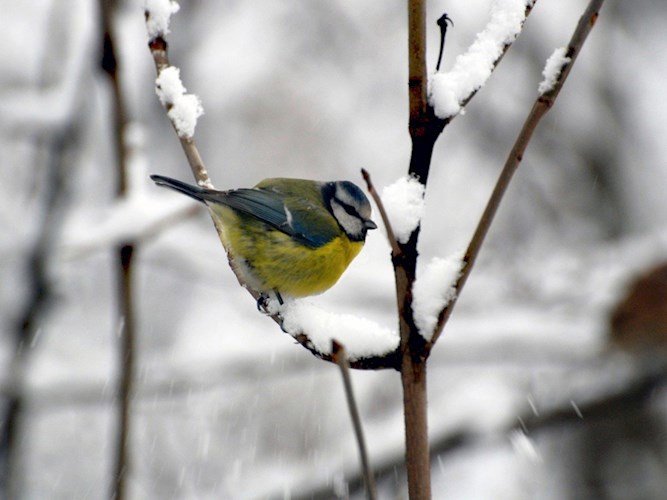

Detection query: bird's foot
xmin=256 ymin=291 xmax=283 ymax=313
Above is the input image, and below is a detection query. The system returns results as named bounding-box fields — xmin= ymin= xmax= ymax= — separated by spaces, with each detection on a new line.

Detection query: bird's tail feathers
xmin=150 ymin=174 xmax=207 ymax=203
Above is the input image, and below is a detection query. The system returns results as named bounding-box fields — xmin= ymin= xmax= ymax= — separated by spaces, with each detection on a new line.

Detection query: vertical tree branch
xmin=401 ymin=1 xmax=439 ymax=497
xmin=113 ymin=245 xmax=136 ymax=500
xmin=400 ymin=351 xmax=430 ymax=499
xmin=407 ymin=0 xmax=446 ymax=186
xmin=1 ymin=131 xmax=68 ymax=499
xmin=101 ymin=1 xmax=136 ymax=498
xmin=408 ymin=0 xmax=427 ymax=124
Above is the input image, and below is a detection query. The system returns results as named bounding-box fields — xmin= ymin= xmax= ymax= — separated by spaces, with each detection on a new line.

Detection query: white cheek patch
xmin=331 ymin=200 xmax=363 ymax=238
xmin=334 ymin=182 xmax=372 ymax=221
xmin=335 ymin=183 xmax=357 ymax=207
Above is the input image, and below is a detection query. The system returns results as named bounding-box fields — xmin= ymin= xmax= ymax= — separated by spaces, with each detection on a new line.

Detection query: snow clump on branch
xmin=429 ymin=0 xmax=532 ymax=119
xmin=538 ymin=47 xmax=571 ymax=95
xmin=412 ymin=253 xmax=464 ymax=341
xmin=155 ymin=66 xmax=204 ymax=138
xmin=144 ymin=0 xmax=180 ymax=38
xmin=381 ymin=175 xmax=425 ymax=244
xmin=276 ymin=300 xmax=399 ymax=361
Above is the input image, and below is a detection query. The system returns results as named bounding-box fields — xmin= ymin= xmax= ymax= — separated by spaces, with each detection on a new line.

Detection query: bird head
xmin=323 ymin=181 xmax=377 ymax=242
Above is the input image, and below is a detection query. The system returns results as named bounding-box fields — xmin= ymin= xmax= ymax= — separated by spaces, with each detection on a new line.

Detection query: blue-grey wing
xmin=204 ymin=188 xmax=337 ymax=248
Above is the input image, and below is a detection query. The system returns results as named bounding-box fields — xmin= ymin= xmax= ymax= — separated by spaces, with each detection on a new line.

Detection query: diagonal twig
xmin=146 ymin=36 xmax=210 ymax=187
xmin=361 ymin=168 xmax=402 ymax=258
xmin=331 ymin=341 xmax=377 ymax=500
xmin=429 ymin=0 xmax=606 ymax=348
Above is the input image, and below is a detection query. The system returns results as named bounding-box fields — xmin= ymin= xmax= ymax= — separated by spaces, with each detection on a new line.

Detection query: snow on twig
xmin=538 ymin=47 xmax=571 ymax=95
xmin=429 ymin=0 xmax=534 ymax=119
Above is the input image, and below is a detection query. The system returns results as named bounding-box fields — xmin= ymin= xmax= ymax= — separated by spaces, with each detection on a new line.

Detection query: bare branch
xmin=332 ymin=341 xmax=377 ymax=500
xmin=429 ymin=0 xmax=606 ymax=348
xmin=102 ymin=2 xmax=137 ymax=497
xmin=361 ymin=169 xmax=402 ymax=257
xmin=407 ymin=0 xmax=428 ymax=124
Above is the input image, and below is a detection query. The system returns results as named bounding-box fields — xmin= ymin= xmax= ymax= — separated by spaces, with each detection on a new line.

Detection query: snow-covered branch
xmin=381 ymin=175 xmax=425 ymax=245
xmin=538 ymin=47 xmax=571 ymax=95
xmin=429 ymin=0 xmax=536 ymax=119
xmin=145 ymin=0 xmax=211 ymax=188
xmin=273 ymin=300 xmax=398 ymax=364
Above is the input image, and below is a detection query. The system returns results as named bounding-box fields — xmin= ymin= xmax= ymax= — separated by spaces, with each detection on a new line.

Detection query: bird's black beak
xmin=365 ymin=220 xmax=378 ymax=230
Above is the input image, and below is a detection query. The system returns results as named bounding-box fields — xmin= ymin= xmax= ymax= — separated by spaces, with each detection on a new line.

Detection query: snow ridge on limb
xmin=429 ymin=0 xmax=535 ymax=119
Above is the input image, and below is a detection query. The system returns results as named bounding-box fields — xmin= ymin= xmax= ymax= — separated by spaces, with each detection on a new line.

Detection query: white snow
xmin=538 ymin=47 xmax=571 ymax=95
xmin=429 ymin=0 xmax=532 ymax=118
xmin=155 ymin=66 xmax=204 ymax=138
xmin=167 ymin=94 xmax=204 ymax=138
xmin=381 ymin=175 xmax=425 ymax=244
xmin=155 ymin=66 xmax=185 ymax=105
xmin=412 ymin=253 xmax=464 ymax=340
xmin=274 ymin=300 xmax=399 ymax=361
xmin=144 ymin=0 xmax=180 ymax=38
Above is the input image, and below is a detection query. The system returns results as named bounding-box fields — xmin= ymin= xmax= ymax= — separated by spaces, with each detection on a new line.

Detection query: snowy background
xmin=2 ymin=0 xmax=667 ymax=498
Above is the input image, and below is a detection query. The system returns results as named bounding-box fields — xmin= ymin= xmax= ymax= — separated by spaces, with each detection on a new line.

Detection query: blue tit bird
xmin=150 ymin=175 xmax=377 ymax=303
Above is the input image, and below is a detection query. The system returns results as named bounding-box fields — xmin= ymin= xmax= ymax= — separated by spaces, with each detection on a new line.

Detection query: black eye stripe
xmin=335 ymin=199 xmax=360 ymax=218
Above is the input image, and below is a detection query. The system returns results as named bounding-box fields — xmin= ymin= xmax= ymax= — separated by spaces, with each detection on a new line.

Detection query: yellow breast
xmin=209 ymin=205 xmax=364 ymax=297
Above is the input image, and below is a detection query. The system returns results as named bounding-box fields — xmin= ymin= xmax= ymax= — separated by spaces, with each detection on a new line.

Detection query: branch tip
xmin=359 ymin=168 xmax=402 ymax=257
xmin=435 ymin=13 xmax=454 ymax=72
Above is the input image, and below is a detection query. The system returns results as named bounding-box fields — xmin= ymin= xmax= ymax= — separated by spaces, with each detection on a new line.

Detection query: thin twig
xmin=146 ymin=35 xmax=211 ymax=188
xmin=429 ymin=0 xmax=606 ymax=348
xmin=435 ymin=13 xmax=454 ymax=72
xmin=361 ymin=168 xmax=402 ymax=257
xmin=331 ymin=341 xmax=377 ymax=500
